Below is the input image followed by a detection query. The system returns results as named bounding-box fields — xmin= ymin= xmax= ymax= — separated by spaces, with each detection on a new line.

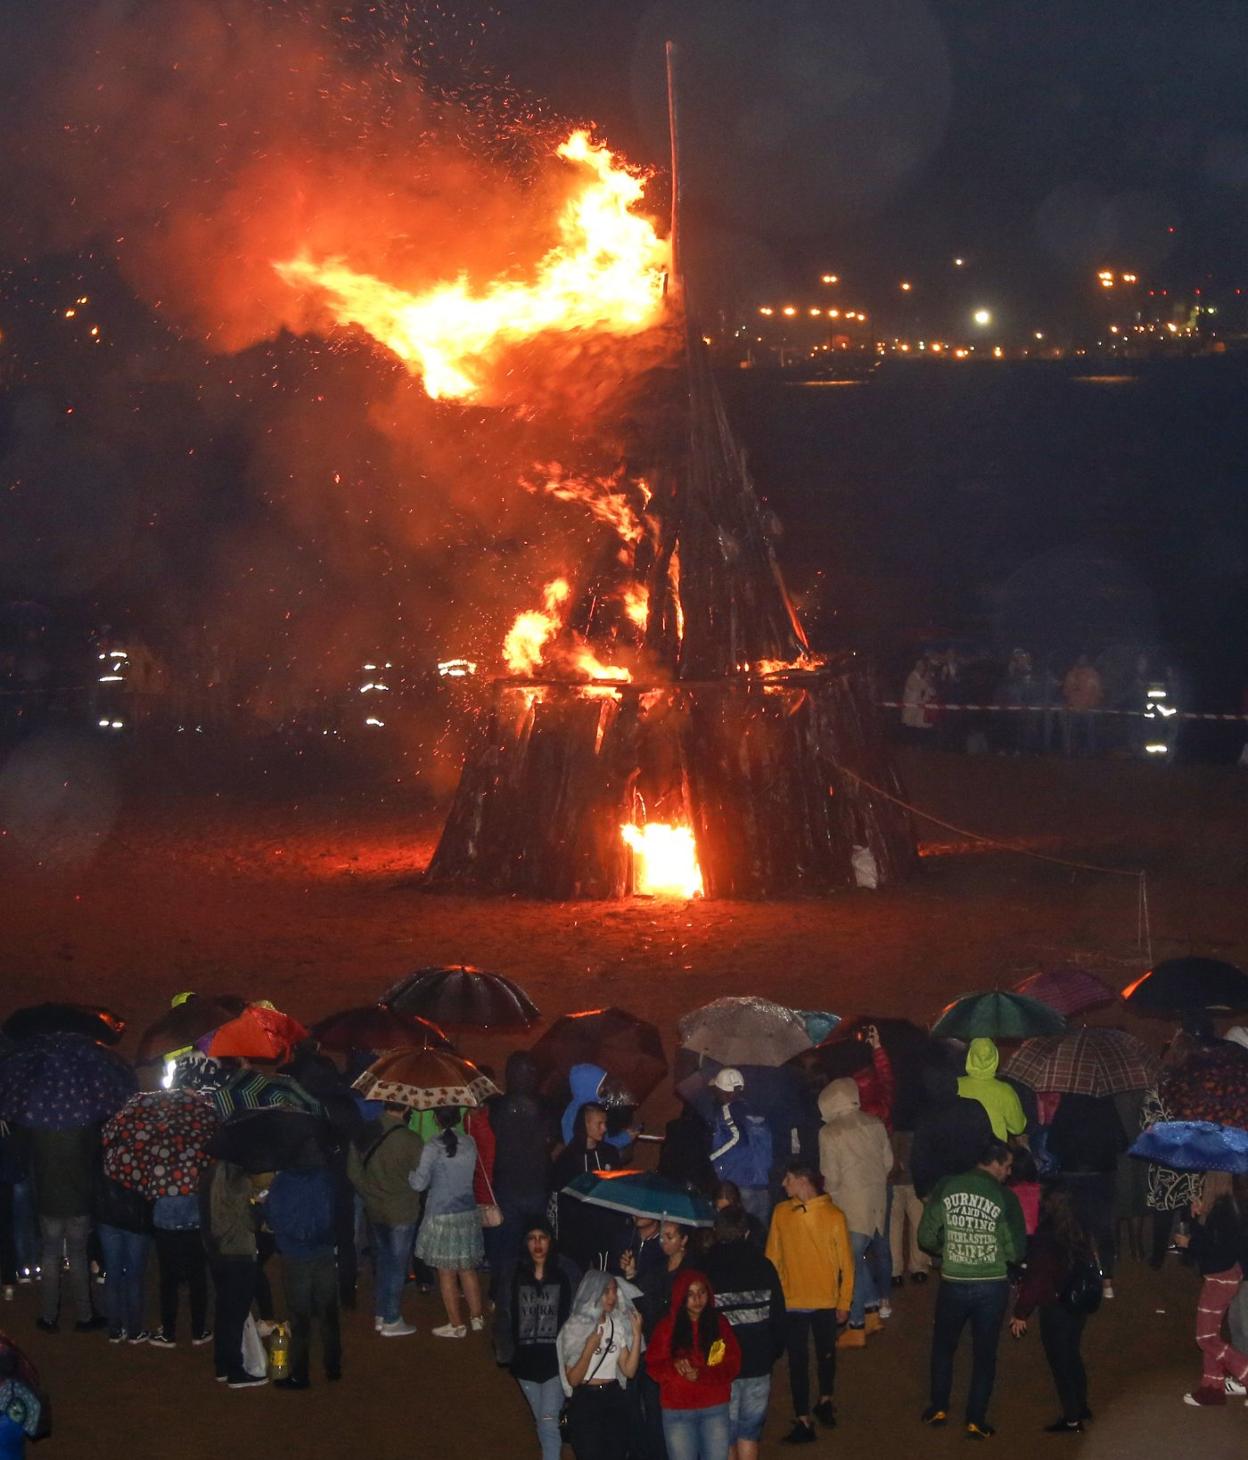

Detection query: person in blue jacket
xmin=266 ymin=1152 xmax=341 ymax=1389
xmin=560 ymin=1065 xmax=634 ymax=1151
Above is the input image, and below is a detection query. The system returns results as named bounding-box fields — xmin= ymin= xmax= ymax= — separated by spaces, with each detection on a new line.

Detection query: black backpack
xmin=1059 ymin=1252 xmax=1103 ymax=1317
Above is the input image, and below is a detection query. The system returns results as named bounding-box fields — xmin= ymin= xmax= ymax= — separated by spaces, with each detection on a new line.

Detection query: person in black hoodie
xmin=551 ymin=1103 xmax=627 ymax=1276
xmin=910 ymin=1060 xmax=993 ymax=1201
xmin=704 ymin=1204 xmax=786 ymax=1460
xmin=511 ymin=1216 xmax=574 ymax=1460
xmin=1046 ymin=1094 xmax=1126 ymax=1299
xmin=93 ymin=1160 xmax=154 ymax=1344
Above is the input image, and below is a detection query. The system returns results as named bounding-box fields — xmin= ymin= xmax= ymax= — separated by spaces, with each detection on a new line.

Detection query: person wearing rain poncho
xmin=557 ymin=1269 xmax=643 ymax=1460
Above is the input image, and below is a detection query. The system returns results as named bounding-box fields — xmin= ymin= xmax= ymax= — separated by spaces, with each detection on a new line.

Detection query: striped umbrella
xmin=1006 ymin=1028 xmax=1157 ymax=1097
xmin=210 ymin=1069 xmax=321 ymax=1119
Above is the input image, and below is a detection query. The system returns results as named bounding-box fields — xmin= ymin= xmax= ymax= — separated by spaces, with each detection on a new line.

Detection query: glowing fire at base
xmin=621 ymin=823 xmax=703 ymax=898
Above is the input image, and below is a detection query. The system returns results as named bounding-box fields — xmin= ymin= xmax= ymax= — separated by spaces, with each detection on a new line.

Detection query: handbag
xmin=1059 ymin=1253 xmax=1104 ymax=1316
xmin=477 ymin=1157 xmax=503 ymax=1228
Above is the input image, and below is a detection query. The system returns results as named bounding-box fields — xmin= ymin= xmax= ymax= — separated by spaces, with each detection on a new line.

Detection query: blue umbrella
xmin=563 ymin=1170 xmax=715 ymax=1227
xmin=1128 ymin=1120 xmax=1248 ymax=1174
xmin=795 ymin=1010 xmax=841 ymax=1046
xmin=0 ymin=1032 xmax=135 ymax=1129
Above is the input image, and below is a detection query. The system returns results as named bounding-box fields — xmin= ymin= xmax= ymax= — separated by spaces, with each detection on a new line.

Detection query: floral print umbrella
xmin=102 ymin=1089 xmax=221 ymax=1199
xmin=1161 ymin=1039 xmax=1248 ymax=1130
xmin=0 ymin=1033 xmax=135 ymax=1130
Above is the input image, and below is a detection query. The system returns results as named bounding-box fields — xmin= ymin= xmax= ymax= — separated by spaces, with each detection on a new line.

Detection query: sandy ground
xmin=2 ymin=742 xmax=1248 ymax=1457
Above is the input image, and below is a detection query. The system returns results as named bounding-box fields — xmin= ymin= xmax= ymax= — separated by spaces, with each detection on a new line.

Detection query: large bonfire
xmin=279 ymin=128 xmax=914 ymax=899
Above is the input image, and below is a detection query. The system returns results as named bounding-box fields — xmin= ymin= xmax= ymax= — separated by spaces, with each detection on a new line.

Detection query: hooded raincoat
xmin=561 ymin=1064 xmax=633 ymax=1149
xmin=645 ymin=1269 xmax=742 ymax=1411
xmin=817 ymin=1078 xmax=893 ymax=1236
xmin=557 ymin=1269 xmax=641 ymax=1397
xmin=957 ymin=1039 xmax=1027 ymax=1142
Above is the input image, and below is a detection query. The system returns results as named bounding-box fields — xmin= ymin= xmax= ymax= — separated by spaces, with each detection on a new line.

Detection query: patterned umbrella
xmin=0 ymin=1332 xmax=47 ymax=1439
xmin=3 ymin=1002 xmax=127 ymax=1046
xmin=0 ymin=1033 xmax=136 ymax=1129
xmin=102 ymin=1089 xmax=220 ymax=1199
xmin=1129 ymin=1121 xmax=1248 ymax=1174
xmin=205 ymin=1005 xmax=309 ymax=1062
xmin=931 ymin=991 xmax=1066 ymax=1041
xmin=530 ymin=1008 xmax=669 ymax=1104
xmin=210 ymin=1068 xmax=321 ymax=1120
xmin=136 ymin=997 xmax=246 ymax=1064
xmin=563 ymin=1170 xmax=715 ymax=1227
xmin=311 ymin=1006 xmax=452 ymax=1055
xmin=1012 ymin=965 xmax=1117 ymax=1018
xmin=678 ymin=997 xmax=813 ymax=1068
xmin=1123 ymin=957 xmax=1248 ymax=1013
xmin=1005 ymin=1028 xmax=1158 ymax=1097
xmin=380 ymin=966 xmax=540 ymax=1032
xmin=352 ymin=1048 xmax=498 ymax=1110
xmin=1161 ymin=1040 xmax=1248 ymax=1129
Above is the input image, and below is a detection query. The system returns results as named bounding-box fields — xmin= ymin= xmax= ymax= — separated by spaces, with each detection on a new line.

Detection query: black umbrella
xmin=797 ymin=1016 xmax=934 ymax=1129
xmin=135 ymin=996 xmax=248 ymax=1064
xmin=3 ymin=1003 xmax=126 ymax=1046
xmin=381 ymin=966 xmax=540 ymax=1032
xmin=530 ymin=1007 xmax=668 ymax=1105
xmin=212 ymin=1109 xmax=329 ymax=1174
xmin=1123 ymin=958 xmax=1248 ymax=1014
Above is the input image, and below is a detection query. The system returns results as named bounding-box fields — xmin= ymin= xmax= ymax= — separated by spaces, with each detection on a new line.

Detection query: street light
xmin=821 ymin=274 xmax=839 ymax=285
xmin=972 ymin=308 xmax=992 ymax=327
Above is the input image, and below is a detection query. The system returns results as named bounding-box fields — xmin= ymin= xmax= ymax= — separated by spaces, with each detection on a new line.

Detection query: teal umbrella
xmin=563 ymin=1169 xmax=715 ymax=1227
xmin=931 ymin=991 xmax=1065 ymax=1041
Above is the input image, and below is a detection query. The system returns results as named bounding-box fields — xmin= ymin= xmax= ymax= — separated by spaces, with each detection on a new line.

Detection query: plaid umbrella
xmin=205 ymin=1005 xmax=309 ymax=1062
xmin=381 ymin=966 xmax=540 ymax=1032
xmin=1012 ymin=965 xmax=1117 ymax=1018
xmin=102 ymin=1089 xmax=220 ymax=1198
xmin=210 ymin=1069 xmax=321 ymax=1120
xmin=3 ymin=1002 xmax=126 ymax=1046
xmin=0 ymin=1033 xmax=136 ymax=1130
xmin=931 ymin=991 xmax=1066 ymax=1041
xmin=352 ymin=1048 xmax=498 ymax=1110
xmin=1161 ymin=1040 xmax=1248 ymax=1129
xmin=678 ymin=997 xmax=813 ymax=1068
xmin=563 ymin=1170 xmax=714 ymax=1227
xmin=136 ymin=996 xmax=245 ymax=1064
xmin=311 ymin=1005 xmax=452 ymax=1055
xmin=1129 ymin=1121 xmax=1248 ymax=1173
xmin=1005 ymin=1028 xmax=1158 ymax=1097
xmin=1123 ymin=958 xmax=1248 ymax=1013
xmin=530 ymin=1007 xmax=669 ymax=1105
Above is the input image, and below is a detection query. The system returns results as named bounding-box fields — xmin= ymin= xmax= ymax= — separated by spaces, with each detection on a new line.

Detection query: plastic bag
xmin=241 ymin=1315 xmax=268 ymax=1380
xmin=851 ymin=844 xmax=879 ymax=890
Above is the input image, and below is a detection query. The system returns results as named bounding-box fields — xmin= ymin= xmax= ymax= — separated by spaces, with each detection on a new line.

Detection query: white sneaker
xmin=432 ymin=1323 xmax=467 ymax=1339
xmin=1101 ymin=1282 xmax=1114 ymax=1299
xmin=878 ymin=1301 xmax=892 ymax=1320
xmin=1225 ymin=1377 xmax=1247 ymax=1397
xmin=374 ymin=1317 xmax=384 ymax=1332
xmin=469 ymin=1315 xmax=486 ymax=1332
xmin=379 ymin=1319 xmax=418 ymax=1338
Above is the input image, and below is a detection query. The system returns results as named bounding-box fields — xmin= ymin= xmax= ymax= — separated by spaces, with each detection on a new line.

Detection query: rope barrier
xmin=837 ymin=763 xmax=1153 ymax=957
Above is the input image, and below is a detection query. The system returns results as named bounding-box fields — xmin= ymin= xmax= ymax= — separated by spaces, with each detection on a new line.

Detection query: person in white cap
xmin=707 ymin=1070 xmax=773 ymax=1230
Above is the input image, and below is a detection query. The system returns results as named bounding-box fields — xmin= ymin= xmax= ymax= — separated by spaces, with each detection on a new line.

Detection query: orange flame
xmin=621 ymin=585 xmax=649 ymax=630
xmin=503 ymin=577 xmax=570 ymax=675
xmin=621 ymin=822 xmax=703 ymax=898
xmin=275 ymin=131 xmax=669 ymax=401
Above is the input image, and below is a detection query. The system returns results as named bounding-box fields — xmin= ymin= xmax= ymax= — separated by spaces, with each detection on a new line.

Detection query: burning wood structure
xmin=424 ymin=324 xmax=915 ymax=899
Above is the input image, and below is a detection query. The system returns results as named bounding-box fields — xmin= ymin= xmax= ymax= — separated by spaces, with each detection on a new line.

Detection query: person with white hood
xmin=557 ymin=1269 xmax=643 ymax=1460
xmin=817 ymin=1078 xmax=893 ymax=1348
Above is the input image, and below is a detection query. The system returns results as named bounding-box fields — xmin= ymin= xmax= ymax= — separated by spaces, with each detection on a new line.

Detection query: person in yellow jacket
xmin=764 ymin=1161 xmax=854 ymax=1445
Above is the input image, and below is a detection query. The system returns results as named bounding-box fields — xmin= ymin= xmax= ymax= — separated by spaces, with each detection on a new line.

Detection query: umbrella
xmin=102 ymin=1089 xmax=220 ymax=1199
xmin=0 ymin=1332 xmax=48 ymax=1439
xmin=205 ymin=1004 xmax=309 ymax=1062
xmin=931 ymin=991 xmax=1066 ymax=1041
xmin=678 ymin=997 xmax=813 ymax=1067
xmin=2 ymin=1002 xmax=126 ymax=1046
xmin=136 ymin=997 xmax=246 ymax=1064
xmin=380 ymin=966 xmax=540 ymax=1031
xmin=1161 ymin=1040 xmax=1248 ymax=1130
xmin=795 ymin=1010 xmax=841 ymax=1046
xmin=1005 ymin=1028 xmax=1158 ymax=1098
xmin=1012 ymin=965 xmax=1117 ymax=1018
xmin=311 ymin=1005 xmax=452 ymax=1055
xmin=530 ymin=1008 xmax=669 ymax=1105
xmin=212 ymin=1109 xmax=329 ymax=1174
xmin=1129 ymin=1121 xmax=1248 ymax=1174
xmin=352 ymin=1048 xmax=498 ymax=1111
xmin=802 ymin=1017 xmax=934 ymax=1128
xmin=1123 ymin=957 xmax=1248 ymax=1013
xmin=0 ymin=1033 xmax=136 ymax=1129
xmin=563 ymin=1169 xmax=715 ymax=1227
xmin=210 ymin=1068 xmax=321 ymax=1120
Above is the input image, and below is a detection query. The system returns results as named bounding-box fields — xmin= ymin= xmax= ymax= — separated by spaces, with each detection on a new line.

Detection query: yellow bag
xmin=707 ymin=1338 xmax=726 ymax=1367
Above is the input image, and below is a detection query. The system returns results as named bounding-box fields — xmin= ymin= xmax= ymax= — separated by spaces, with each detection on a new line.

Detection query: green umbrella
xmin=563 ymin=1170 xmax=715 ymax=1227
xmin=931 ymin=991 xmax=1066 ymax=1041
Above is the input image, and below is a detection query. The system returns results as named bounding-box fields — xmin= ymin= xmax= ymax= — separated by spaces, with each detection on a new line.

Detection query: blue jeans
xmin=518 ymin=1375 xmax=564 ymax=1460
xmin=98 ymin=1225 xmax=151 ymax=1337
xmin=729 ymin=1374 xmax=771 ymax=1443
xmin=662 ymin=1403 xmax=731 ymax=1460
xmin=929 ymin=1279 xmax=1009 ymax=1427
xmin=848 ymin=1230 xmax=877 ymax=1326
xmin=370 ymin=1219 xmax=417 ymax=1322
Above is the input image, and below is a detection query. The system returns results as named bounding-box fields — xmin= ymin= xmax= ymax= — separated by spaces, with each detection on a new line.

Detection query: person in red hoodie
xmin=647 ymin=1269 xmax=742 ymax=1460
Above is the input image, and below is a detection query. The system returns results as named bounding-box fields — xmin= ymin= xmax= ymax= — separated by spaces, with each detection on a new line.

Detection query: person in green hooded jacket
xmin=957 ymin=1039 xmax=1027 ymax=1144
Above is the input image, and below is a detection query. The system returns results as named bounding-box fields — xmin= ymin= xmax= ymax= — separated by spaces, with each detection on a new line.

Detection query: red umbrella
xmin=206 ymin=1005 xmax=309 ymax=1062
xmin=1012 ymin=965 xmax=1117 ymax=1019
xmin=311 ymin=1006 xmax=452 ymax=1054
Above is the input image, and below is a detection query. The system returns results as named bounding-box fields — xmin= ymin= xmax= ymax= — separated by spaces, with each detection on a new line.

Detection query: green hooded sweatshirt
xmin=956 ymin=1038 xmax=1026 ymax=1141
xmin=918 ymin=1168 xmax=1025 ymax=1281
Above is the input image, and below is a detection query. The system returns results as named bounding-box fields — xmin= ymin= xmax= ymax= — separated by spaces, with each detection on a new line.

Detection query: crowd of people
xmin=2 ymin=1013 xmax=1248 ymax=1457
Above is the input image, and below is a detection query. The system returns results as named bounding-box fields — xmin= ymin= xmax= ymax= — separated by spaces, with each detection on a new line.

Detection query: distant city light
xmin=828 ymin=309 xmax=840 ymax=319
xmin=758 ymin=306 xmax=774 ymax=316
xmin=899 ymin=281 xmax=913 ymax=292
xmin=808 ymin=307 xmax=822 ymax=317
xmin=1034 ymin=331 xmax=1045 ymax=340
xmin=953 ymin=257 xmax=965 ymax=267
xmin=782 ymin=306 xmax=797 ymax=317
xmin=972 ymin=308 xmax=992 ymax=326
xmin=821 ymin=274 xmax=839 ymax=284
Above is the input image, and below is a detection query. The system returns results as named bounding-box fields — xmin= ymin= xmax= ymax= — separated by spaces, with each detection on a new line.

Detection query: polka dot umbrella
xmin=0 ymin=1032 xmax=136 ymax=1130
xmin=102 ymin=1089 xmax=221 ymax=1199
